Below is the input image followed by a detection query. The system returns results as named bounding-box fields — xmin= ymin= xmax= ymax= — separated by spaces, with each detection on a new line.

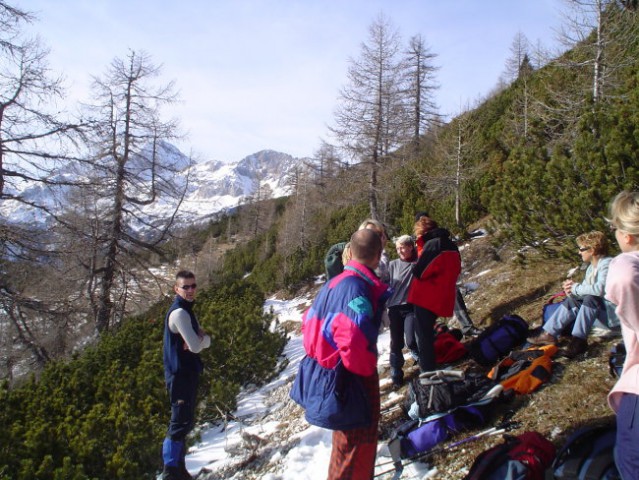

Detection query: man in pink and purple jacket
xmin=292 ymin=228 xmax=390 ymax=480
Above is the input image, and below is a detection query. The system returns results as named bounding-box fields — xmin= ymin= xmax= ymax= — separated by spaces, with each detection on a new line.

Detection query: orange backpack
xmin=487 ymin=345 xmax=558 ymax=394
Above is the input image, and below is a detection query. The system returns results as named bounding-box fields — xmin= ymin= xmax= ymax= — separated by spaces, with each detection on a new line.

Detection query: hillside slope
xmin=193 ymin=225 xmax=621 ymax=479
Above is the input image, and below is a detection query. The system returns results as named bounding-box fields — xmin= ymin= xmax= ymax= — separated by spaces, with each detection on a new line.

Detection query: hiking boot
xmin=179 ymin=463 xmax=193 ymax=480
xmin=527 ymin=331 xmax=557 ymax=346
xmin=161 ymin=466 xmax=183 ymax=480
xmin=560 ymin=336 xmax=588 ymax=359
xmin=161 ymin=465 xmax=192 ymax=480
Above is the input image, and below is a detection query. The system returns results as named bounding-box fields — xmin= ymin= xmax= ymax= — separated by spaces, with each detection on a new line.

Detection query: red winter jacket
xmin=407 ymin=228 xmax=461 ymax=317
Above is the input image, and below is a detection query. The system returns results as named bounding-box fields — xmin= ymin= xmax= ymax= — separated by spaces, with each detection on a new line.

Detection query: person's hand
xmin=562 ymin=279 xmax=573 ymax=295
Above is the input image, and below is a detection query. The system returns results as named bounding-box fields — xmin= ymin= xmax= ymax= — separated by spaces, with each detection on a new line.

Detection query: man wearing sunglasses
xmin=161 ymin=270 xmax=211 ymax=480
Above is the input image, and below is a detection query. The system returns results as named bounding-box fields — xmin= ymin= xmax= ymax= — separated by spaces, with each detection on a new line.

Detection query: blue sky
xmin=23 ymin=0 xmax=564 ymax=163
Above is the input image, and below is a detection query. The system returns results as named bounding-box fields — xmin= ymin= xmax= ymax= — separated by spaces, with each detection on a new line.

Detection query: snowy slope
xmin=179 ymin=289 xmax=433 ymax=480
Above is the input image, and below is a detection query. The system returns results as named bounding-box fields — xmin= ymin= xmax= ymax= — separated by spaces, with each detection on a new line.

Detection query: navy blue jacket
xmin=163 ymin=296 xmax=204 ymax=383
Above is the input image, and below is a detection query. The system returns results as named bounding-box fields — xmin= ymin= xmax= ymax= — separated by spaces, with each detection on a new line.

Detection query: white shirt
xmin=168 ymin=308 xmax=211 ymax=353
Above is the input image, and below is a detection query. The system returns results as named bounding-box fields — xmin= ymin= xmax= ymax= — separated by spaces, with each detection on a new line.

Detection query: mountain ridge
xmin=1 ymin=144 xmax=310 ymax=227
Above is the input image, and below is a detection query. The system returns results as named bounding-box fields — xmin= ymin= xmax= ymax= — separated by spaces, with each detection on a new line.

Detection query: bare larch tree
xmin=330 ymin=14 xmax=409 ymax=220
xmin=76 ymin=50 xmax=191 ymax=333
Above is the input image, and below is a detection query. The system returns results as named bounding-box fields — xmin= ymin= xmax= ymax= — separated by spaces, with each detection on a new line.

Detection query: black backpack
xmin=468 ymin=314 xmax=530 ymax=366
xmin=547 ymin=424 xmax=620 ymax=480
xmin=404 ymin=370 xmax=494 ymax=419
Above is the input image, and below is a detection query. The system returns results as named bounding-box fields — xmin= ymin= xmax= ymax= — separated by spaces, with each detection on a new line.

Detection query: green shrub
xmin=0 ymin=282 xmax=286 ymax=480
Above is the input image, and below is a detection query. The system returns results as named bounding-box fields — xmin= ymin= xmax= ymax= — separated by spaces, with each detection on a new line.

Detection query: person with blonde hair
xmin=605 ymin=191 xmax=639 ymax=479
xmin=324 ymin=218 xmax=389 ymax=283
xmin=528 ymin=230 xmax=618 ymax=358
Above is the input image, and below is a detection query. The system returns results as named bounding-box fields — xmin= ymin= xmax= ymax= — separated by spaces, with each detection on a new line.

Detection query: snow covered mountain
xmin=1 ymin=143 xmax=308 ymax=227
xmin=176 ymin=148 xmax=304 ymax=223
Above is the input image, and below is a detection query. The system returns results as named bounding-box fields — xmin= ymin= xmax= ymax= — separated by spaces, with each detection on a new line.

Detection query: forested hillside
xmin=219 ymin=2 xmax=639 ymax=293
xmin=2 ymin=1 xmax=639 ymax=479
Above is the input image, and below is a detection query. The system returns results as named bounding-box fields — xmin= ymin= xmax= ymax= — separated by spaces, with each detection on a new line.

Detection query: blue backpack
xmin=468 ymin=314 xmax=530 ymax=366
xmin=548 ymin=424 xmax=620 ymax=480
xmin=388 ymin=405 xmax=486 ymax=462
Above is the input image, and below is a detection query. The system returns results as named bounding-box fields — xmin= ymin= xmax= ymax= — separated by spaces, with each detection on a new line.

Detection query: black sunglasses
xmin=578 ymin=247 xmax=590 ymax=252
xmin=178 ymin=284 xmax=197 ymax=290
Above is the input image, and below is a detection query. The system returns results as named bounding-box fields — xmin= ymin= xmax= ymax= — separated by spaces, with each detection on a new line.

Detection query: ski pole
xmin=375 ymin=423 xmax=507 ymax=470
xmin=381 ymin=404 xmax=403 ymax=415
xmin=373 ymin=420 xmax=520 ymax=478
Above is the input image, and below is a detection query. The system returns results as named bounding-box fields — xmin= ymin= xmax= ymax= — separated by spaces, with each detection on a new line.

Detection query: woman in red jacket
xmin=407 ymin=216 xmax=461 ymax=372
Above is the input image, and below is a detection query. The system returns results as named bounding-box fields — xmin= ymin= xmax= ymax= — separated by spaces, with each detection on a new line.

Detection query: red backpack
xmin=434 ymin=331 xmax=468 ymax=364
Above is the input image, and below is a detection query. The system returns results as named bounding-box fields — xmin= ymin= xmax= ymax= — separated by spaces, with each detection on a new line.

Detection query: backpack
xmin=608 ymin=342 xmax=625 ymax=378
xmin=388 ymin=405 xmax=486 ymax=462
xmin=464 ymin=431 xmax=556 ymax=480
xmin=547 ymin=424 xmax=620 ymax=480
xmin=487 ymin=345 xmax=558 ymax=395
xmin=434 ymin=330 xmax=468 ymax=364
xmin=404 ymin=370 xmax=495 ymax=420
xmin=468 ymin=314 xmax=530 ymax=366
xmin=324 ymin=241 xmax=347 ymax=280
xmin=543 ymin=292 xmax=567 ymax=325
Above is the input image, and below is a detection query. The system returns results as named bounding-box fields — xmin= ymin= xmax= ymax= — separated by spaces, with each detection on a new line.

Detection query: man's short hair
xmin=349 ymin=229 xmax=382 ymax=263
xmin=394 ymin=234 xmax=414 ymax=247
xmin=175 ymin=270 xmax=195 ymax=282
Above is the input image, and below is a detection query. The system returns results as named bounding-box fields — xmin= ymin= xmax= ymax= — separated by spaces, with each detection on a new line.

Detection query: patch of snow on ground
xmin=179 ymin=293 xmax=432 ymax=479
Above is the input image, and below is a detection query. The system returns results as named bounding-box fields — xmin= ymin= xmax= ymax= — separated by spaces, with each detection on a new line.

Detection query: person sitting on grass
xmin=527 ymin=230 xmax=619 ymax=358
